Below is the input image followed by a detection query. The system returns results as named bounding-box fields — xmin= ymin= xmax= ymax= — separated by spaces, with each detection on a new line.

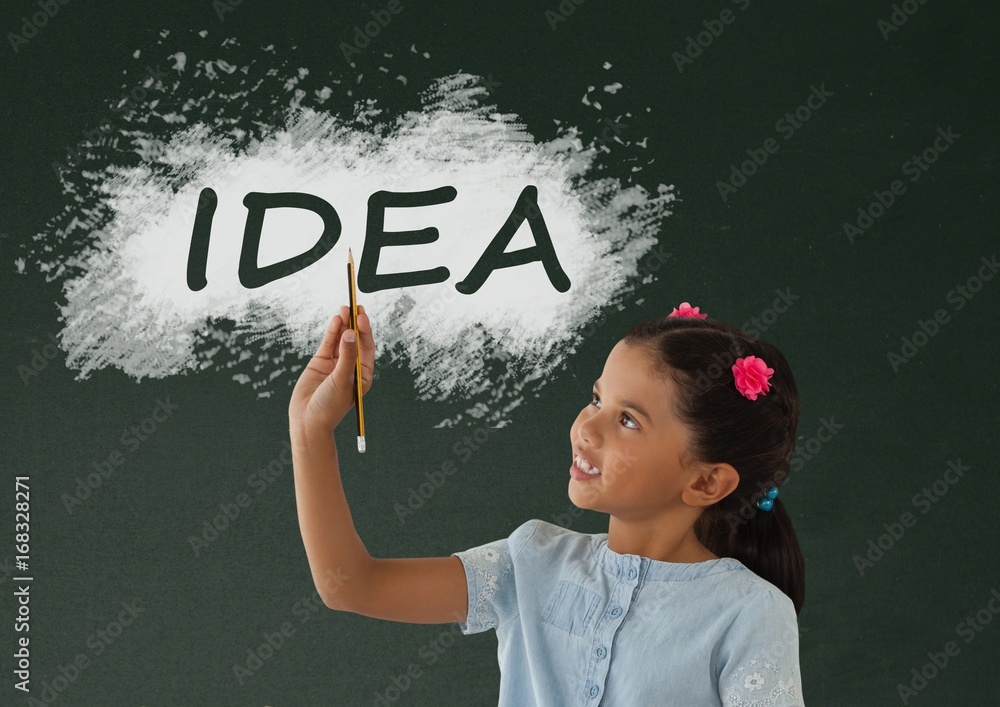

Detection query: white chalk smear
xmin=22 ymin=40 xmax=675 ymax=428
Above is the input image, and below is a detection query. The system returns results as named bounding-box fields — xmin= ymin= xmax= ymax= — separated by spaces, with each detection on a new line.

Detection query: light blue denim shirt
xmin=452 ymin=519 xmax=805 ymax=706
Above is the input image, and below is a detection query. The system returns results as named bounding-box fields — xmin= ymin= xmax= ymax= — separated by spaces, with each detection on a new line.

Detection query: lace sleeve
xmin=451 ymin=519 xmax=540 ymax=635
xmin=718 ymin=589 xmax=806 ymax=706
xmin=452 ymin=538 xmax=513 ymax=634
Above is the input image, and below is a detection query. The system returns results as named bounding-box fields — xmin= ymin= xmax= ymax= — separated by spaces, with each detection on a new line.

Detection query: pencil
xmin=347 ymin=248 xmax=366 ymax=453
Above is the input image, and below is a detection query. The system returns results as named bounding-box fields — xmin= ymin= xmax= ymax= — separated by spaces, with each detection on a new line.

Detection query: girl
xmin=289 ymin=302 xmax=806 ymax=706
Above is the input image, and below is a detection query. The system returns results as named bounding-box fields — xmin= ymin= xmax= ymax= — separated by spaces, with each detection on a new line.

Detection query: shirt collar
xmin=593 ymin=532 xmax=744 ymax=582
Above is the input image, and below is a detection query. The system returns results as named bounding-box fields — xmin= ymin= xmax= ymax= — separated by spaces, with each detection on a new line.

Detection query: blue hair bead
xmin=756 ymin=486 xmax=779 ymax=511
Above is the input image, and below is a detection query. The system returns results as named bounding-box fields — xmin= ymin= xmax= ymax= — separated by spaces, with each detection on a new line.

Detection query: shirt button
xmin=610 ymin=606 xmax=622 ymax=617
xmin=589 ymin=685 xmax=600 ymax=698
xmin=596 ymin=646 xmax=607 ymax=659
xmin=628 ymin=568 xmax=637 ymax=579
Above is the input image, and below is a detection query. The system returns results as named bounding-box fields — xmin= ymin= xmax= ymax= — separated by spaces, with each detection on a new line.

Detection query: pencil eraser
xmin=358 ymin=436 xmax=366 ymax=453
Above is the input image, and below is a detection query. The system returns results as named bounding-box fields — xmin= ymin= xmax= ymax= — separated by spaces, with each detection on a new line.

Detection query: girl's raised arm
xmin=289 ymin=306 xmax=468 ymax=624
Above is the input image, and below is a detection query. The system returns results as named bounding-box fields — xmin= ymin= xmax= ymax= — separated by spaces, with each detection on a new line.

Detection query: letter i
xmin=187 ymin=188 xmax=218 ymax=291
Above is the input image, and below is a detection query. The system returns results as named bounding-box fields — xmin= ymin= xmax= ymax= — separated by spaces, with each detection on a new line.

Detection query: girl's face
xmin=568 ymin=340 xmax=707 ymax=521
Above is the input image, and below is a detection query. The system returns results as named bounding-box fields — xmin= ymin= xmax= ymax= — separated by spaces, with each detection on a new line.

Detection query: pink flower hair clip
xmin=666 ymin=302 xmax=708 ymax=319
xmin=666 ymin=302 xmax=774 ymax=401
xmin=732 ymin=355 xmax=774 ymax=401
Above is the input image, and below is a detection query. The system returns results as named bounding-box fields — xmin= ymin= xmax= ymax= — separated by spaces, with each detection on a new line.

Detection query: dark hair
xmin=623 ymin=315 xmax=805 ymax=616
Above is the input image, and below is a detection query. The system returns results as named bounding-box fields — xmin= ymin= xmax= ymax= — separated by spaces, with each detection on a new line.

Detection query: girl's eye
xmin=590 ymin=393 xmax=639 ymax=429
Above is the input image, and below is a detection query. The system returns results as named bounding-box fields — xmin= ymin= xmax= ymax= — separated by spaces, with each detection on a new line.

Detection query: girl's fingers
xmin=312 ymin=305 xmax=371 ymax=361
xmin=358 ymin=312 xmax=374 ymax=389
xmin=312 ymin=307 xmax=348 ymax=360
xmin=356 ymin=306 xmax=374 ymax=345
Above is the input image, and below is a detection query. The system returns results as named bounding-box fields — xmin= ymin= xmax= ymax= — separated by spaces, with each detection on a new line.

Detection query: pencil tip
xmin=348 ymin=248 xmax=355 ymax=267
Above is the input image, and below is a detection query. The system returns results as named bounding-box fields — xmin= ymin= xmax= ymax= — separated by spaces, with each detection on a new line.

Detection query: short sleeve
xmin=717 ymin=589 xmax=805 ymax=707
xmin=451 ymin=519 xmax=540 ymax=635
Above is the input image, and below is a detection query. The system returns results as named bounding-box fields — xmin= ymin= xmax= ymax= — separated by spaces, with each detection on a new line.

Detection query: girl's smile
xmin=569 ymin=451 xmax=601 ymax=480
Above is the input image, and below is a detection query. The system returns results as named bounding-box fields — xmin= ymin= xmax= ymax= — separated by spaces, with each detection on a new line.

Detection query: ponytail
xmin=694 ymin=496 xmax=805 ymax=615
xmin=624 ymin=315 xmax=806 ymax=615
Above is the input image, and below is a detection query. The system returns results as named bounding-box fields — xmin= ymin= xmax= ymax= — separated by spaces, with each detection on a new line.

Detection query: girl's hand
xmin=289 ymin=305 xmax=375 ymax=433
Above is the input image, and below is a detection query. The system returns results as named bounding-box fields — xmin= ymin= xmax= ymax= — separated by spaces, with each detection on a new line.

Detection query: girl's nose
xmin=577 ymin=411 xmax=601 ymax=449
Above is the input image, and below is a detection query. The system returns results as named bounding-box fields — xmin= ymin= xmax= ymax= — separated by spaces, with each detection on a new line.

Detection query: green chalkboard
xmin=2 ymin=0 xmax=998 ymax=705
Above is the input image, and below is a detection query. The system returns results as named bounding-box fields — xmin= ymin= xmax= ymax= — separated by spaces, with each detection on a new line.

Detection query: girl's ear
xmin=683 ymin=463 xmax=740 ymax=508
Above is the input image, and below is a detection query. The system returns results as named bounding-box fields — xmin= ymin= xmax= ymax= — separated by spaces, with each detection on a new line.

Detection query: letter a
xmin=455 ymin=185 xmax=570 ymax=294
